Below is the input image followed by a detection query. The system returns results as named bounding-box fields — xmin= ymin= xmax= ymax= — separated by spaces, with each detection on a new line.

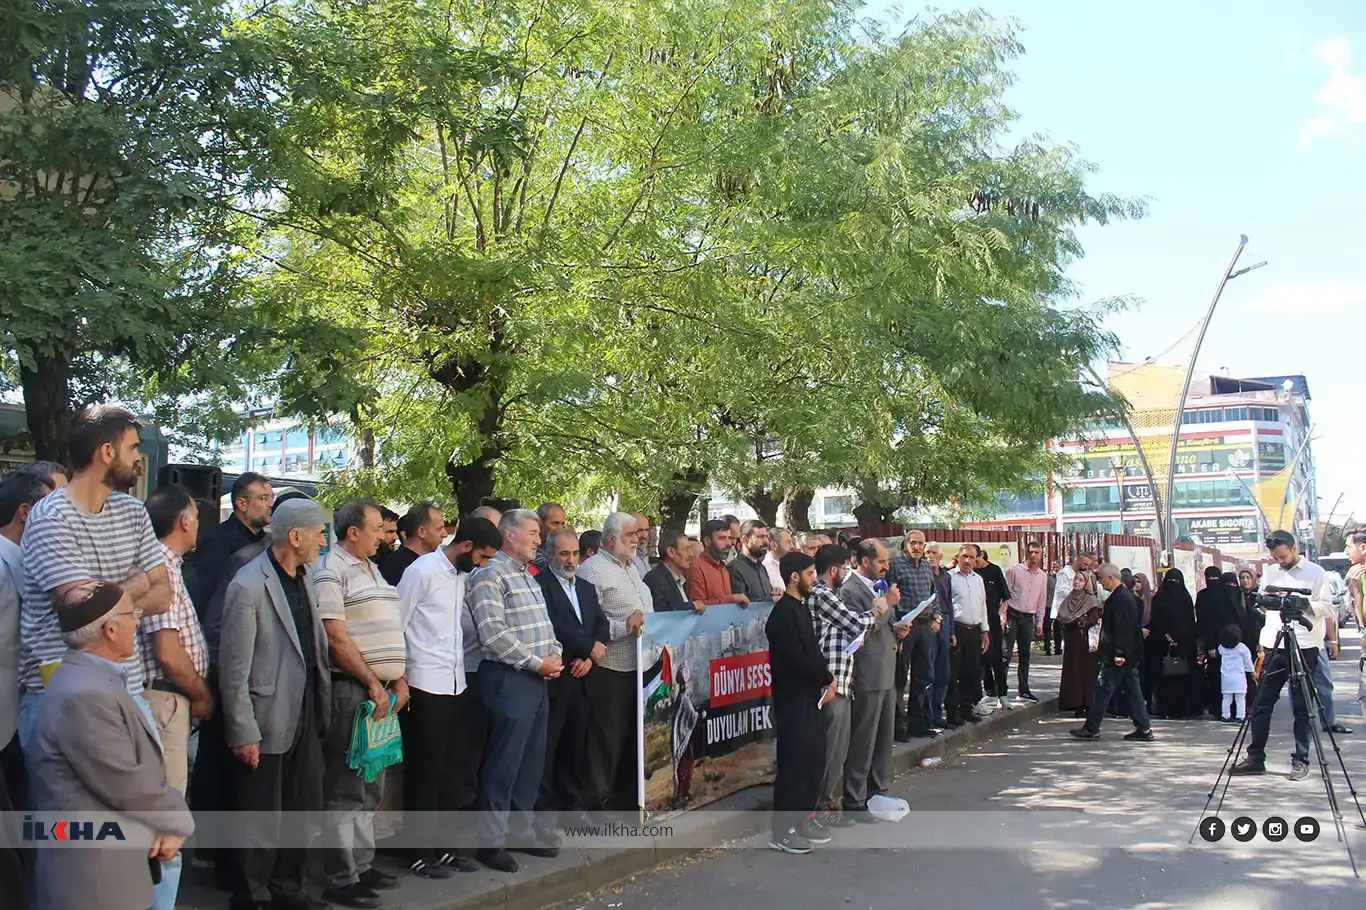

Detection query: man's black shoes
xmin=1123 ymin=729 xmax=1155 ymax=742
xmin=1068 ymin=727 xmax=1100 ymax=741
xmin=1229 ymin=757 xmax=1266 ymax=776
xmin=320 ymin=884 xmax=381 ymax=909
xmin=358 ymin=869 xmax=399 ymax=891
xmin=477 ymin=848 xmax=519 ymax=873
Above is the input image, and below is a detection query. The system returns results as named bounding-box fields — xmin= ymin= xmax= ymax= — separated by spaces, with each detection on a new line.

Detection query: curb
xmin=441 ymin=695 xmax=1060 ymax=910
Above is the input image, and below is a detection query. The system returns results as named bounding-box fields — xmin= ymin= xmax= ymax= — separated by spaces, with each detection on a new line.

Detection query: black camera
xmin=1254 ymin=585 xmax=1314 ymax=626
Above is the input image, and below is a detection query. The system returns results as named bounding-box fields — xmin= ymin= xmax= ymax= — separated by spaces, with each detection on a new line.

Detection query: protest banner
xmin=637 ymin=602 xmax=776 ymax=817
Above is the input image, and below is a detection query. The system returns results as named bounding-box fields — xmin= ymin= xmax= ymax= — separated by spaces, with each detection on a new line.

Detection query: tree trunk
xmin=431 ymin=348 xmax=508 ymax=517
xmin=659 ymin=468 xmax=708 ymax=533
xmin=19 ymin=351 xmax=73 ymax=465
xmin=447 ymin=454 xmax=498 ymax=517
xmin=854 ymin=497 xmax=897 ymax=531
xmin=784 ymin=488 xmax=814 ymax=530
xmin=743 ymin=485 xmax=784 ymax=526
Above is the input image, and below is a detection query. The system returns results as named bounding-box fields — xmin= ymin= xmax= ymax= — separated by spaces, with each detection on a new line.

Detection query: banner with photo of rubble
xmin=637 ymin=602 xmax=776 ymax=818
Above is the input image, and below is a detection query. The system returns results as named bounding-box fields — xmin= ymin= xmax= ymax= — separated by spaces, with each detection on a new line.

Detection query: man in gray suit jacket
xmin=219 ymin=498 xmax=332 ymax=910
xmin=28 ymin=580 xmax=193 ymax=910
xmin=839 ymin=539 xmax=905 ymax=821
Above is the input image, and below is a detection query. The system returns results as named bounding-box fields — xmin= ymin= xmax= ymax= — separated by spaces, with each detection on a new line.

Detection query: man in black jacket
xmin=766 ymin=552 xmax=836 ymax=855
xmin=535 ymin=528 xmax=610 ymax=826
xmin=973 ymin=545 xmax=1011 ymax=711
xmin=1070 ymin=564 xmax=1154 ymax=741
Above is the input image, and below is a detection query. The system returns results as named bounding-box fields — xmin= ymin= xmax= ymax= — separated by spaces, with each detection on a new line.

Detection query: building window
xmin=283 ymin=453 xmax=308 ymax=473
xmin=285 ymin=427 xmax=309 ymax=450
xmin=1170 ymin=479 xmax=1251 ymax=509
xmin=319 ymin=425 xmax=348 ymax=446
xmin=823 ymin=495 xmax=855 ymax=518
xmin=315 ymin=449 xmax=346 ymax=470
xmin=1065 ymin=485 xmax=1120 ymax=513
xmin=254 ymin=456 xmax=281 ymax=473
xmin=995 ymin=491 xmax=1047 ymax=515
xmin=254 ymin=430 xmax=283 ymax=448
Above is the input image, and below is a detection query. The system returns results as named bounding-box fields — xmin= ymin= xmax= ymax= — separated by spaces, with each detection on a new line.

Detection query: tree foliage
xmin=3 ymin=0 xmax=1143 ymax=526
xmin=0 ymin=0 xmax=277 ymax=460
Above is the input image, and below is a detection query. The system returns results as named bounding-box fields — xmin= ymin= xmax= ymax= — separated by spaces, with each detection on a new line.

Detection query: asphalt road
xmin=564 ymin=633 xmax=1366 ymax=910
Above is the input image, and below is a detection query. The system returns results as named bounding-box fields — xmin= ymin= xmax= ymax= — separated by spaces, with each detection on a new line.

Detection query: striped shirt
xmin=577 ymin=551 xmax=653 ymax=671
xmin=313 ymin=544 xmax=406 ymax=682
xmin=470 ymin=551 xmax=561 ymax=673
xmin=20 ymin=488 xmax=163 ymax=694
xmin=806 ymin=580 xmax=876 ymax=697
xmin=139 ymin=544 xmax=210 ymax=682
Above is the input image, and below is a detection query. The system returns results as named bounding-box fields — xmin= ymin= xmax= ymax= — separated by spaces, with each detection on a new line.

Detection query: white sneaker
xmin=999 ymin=695 xmax=1015 ymax=710
xmin=976 ymin=697 xmax=1000 ymax=714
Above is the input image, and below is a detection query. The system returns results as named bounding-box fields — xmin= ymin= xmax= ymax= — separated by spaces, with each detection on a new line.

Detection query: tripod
xmin=1190 ymin=616 xmax=1366 ymax=876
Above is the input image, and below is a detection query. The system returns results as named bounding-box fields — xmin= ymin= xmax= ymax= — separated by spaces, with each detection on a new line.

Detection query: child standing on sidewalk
xmin=1218 ymin=624 xmax=1256 ymax=723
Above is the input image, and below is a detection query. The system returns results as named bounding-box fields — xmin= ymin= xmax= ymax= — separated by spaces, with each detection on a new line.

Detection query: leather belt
xmin=149 ymin=679 xmax=189 ymax=698
xmin=954 ymin=621 xmax=982 ymax=629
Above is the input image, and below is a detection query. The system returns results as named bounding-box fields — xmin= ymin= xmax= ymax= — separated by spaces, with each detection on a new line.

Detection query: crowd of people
xmin=1 ymin=405 xmax=1364 ymax=906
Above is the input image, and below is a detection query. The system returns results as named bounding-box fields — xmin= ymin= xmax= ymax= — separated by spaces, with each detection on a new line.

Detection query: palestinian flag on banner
xmin=643 ymin=646 xmax=674 ymax=714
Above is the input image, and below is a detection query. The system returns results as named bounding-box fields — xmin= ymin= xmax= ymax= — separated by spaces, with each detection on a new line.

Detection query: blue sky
xmin=866 ymin=1 xmax=1365 ymax=531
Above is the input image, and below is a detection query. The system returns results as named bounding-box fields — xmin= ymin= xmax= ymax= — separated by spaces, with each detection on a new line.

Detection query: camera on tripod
xmin=1253 ymin=585 xmax=1314 ymax=626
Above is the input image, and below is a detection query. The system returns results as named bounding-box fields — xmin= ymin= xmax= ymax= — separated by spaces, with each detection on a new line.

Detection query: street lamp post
xmin=1162 ymin=235 xmax=1267 ymax=563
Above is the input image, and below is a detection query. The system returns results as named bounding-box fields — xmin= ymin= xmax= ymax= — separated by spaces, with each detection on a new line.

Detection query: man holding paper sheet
xmin=806 ymin=545 xmax=887 ymax=829
xmin=839 ymin=539 xmax=904 ymax=824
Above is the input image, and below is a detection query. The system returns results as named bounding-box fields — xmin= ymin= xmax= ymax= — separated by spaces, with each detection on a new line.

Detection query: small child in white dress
xmin=1218 ymin=624 xmax=1256 ymax=723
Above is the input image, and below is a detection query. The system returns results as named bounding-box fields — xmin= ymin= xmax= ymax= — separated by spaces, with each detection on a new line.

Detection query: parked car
xmin=1326 ymin=571 xmax=1352 ymax=629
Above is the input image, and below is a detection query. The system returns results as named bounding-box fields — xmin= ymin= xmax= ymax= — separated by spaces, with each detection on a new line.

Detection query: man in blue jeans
xmin=1069 ymin=564 xmax=1154 ymax=742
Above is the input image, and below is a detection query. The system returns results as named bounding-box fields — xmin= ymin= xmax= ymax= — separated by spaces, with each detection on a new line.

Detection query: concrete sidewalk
xmin=178 ymin=657 xmax=1063 ymax=910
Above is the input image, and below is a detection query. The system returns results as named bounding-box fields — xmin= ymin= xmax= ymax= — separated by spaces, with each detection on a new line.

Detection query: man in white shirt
xmin=577 ymin=512 xmax=653 ymax=811
xmin=396 ymin=516 xmax=503 ymax=876
xmin=1232 ymin=530 xmax=1335 ymax=780
xmin=948 ymin=545 xmax=989 ymax=726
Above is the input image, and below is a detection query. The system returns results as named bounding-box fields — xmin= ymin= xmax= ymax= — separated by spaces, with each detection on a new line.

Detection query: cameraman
xmin=1231 ymin=530 xmax=1335 ymax=780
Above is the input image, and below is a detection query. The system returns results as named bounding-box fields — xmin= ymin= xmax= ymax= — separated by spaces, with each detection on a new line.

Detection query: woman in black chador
xmin=1147 ymin=569 xmax=1202 ymax=718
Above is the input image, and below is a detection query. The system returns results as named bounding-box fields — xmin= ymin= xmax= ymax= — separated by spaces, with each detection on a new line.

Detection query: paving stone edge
xmin=438 ymin=696 xmax=1060 ymax=910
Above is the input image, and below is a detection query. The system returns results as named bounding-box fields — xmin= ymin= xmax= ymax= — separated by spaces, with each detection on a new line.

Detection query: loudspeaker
xmin=158 ymin=464 xmax=223 ymax=505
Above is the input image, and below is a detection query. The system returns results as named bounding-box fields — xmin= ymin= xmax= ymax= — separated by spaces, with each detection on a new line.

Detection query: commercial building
xmin=980 ymin=363 xmax=1319 ymax=560
xmin=207 ymin=405 xmax=352 ymax=481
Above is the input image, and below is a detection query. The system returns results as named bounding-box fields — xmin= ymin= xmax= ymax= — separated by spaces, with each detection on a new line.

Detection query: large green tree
xmin=240 ymin=2 xmax=1141 ymax=519
xmin=0 ymin=0 xmax=275 ymax=461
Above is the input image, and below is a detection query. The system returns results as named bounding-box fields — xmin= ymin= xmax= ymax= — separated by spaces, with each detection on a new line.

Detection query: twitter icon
xmin=1231 ymin=816 xmax=1257 ymax=842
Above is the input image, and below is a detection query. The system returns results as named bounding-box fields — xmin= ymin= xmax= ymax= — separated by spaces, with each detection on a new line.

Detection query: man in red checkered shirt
xmin=139 ymin=484 xmax=213 ymax=799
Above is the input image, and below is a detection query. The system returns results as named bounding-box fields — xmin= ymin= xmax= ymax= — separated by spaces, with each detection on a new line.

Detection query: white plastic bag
xmin=1087 ymin=621 xmax=1101 ymax=653
xmin=868 ymin=793 xmax=909 ymax=822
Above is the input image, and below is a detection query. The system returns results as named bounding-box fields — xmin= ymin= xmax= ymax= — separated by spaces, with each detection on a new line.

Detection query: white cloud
xmin=1300 ymin=37 xmax=1366 ymax=145
xmin=1244 ymin=280 xmax=1366 ymax=316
